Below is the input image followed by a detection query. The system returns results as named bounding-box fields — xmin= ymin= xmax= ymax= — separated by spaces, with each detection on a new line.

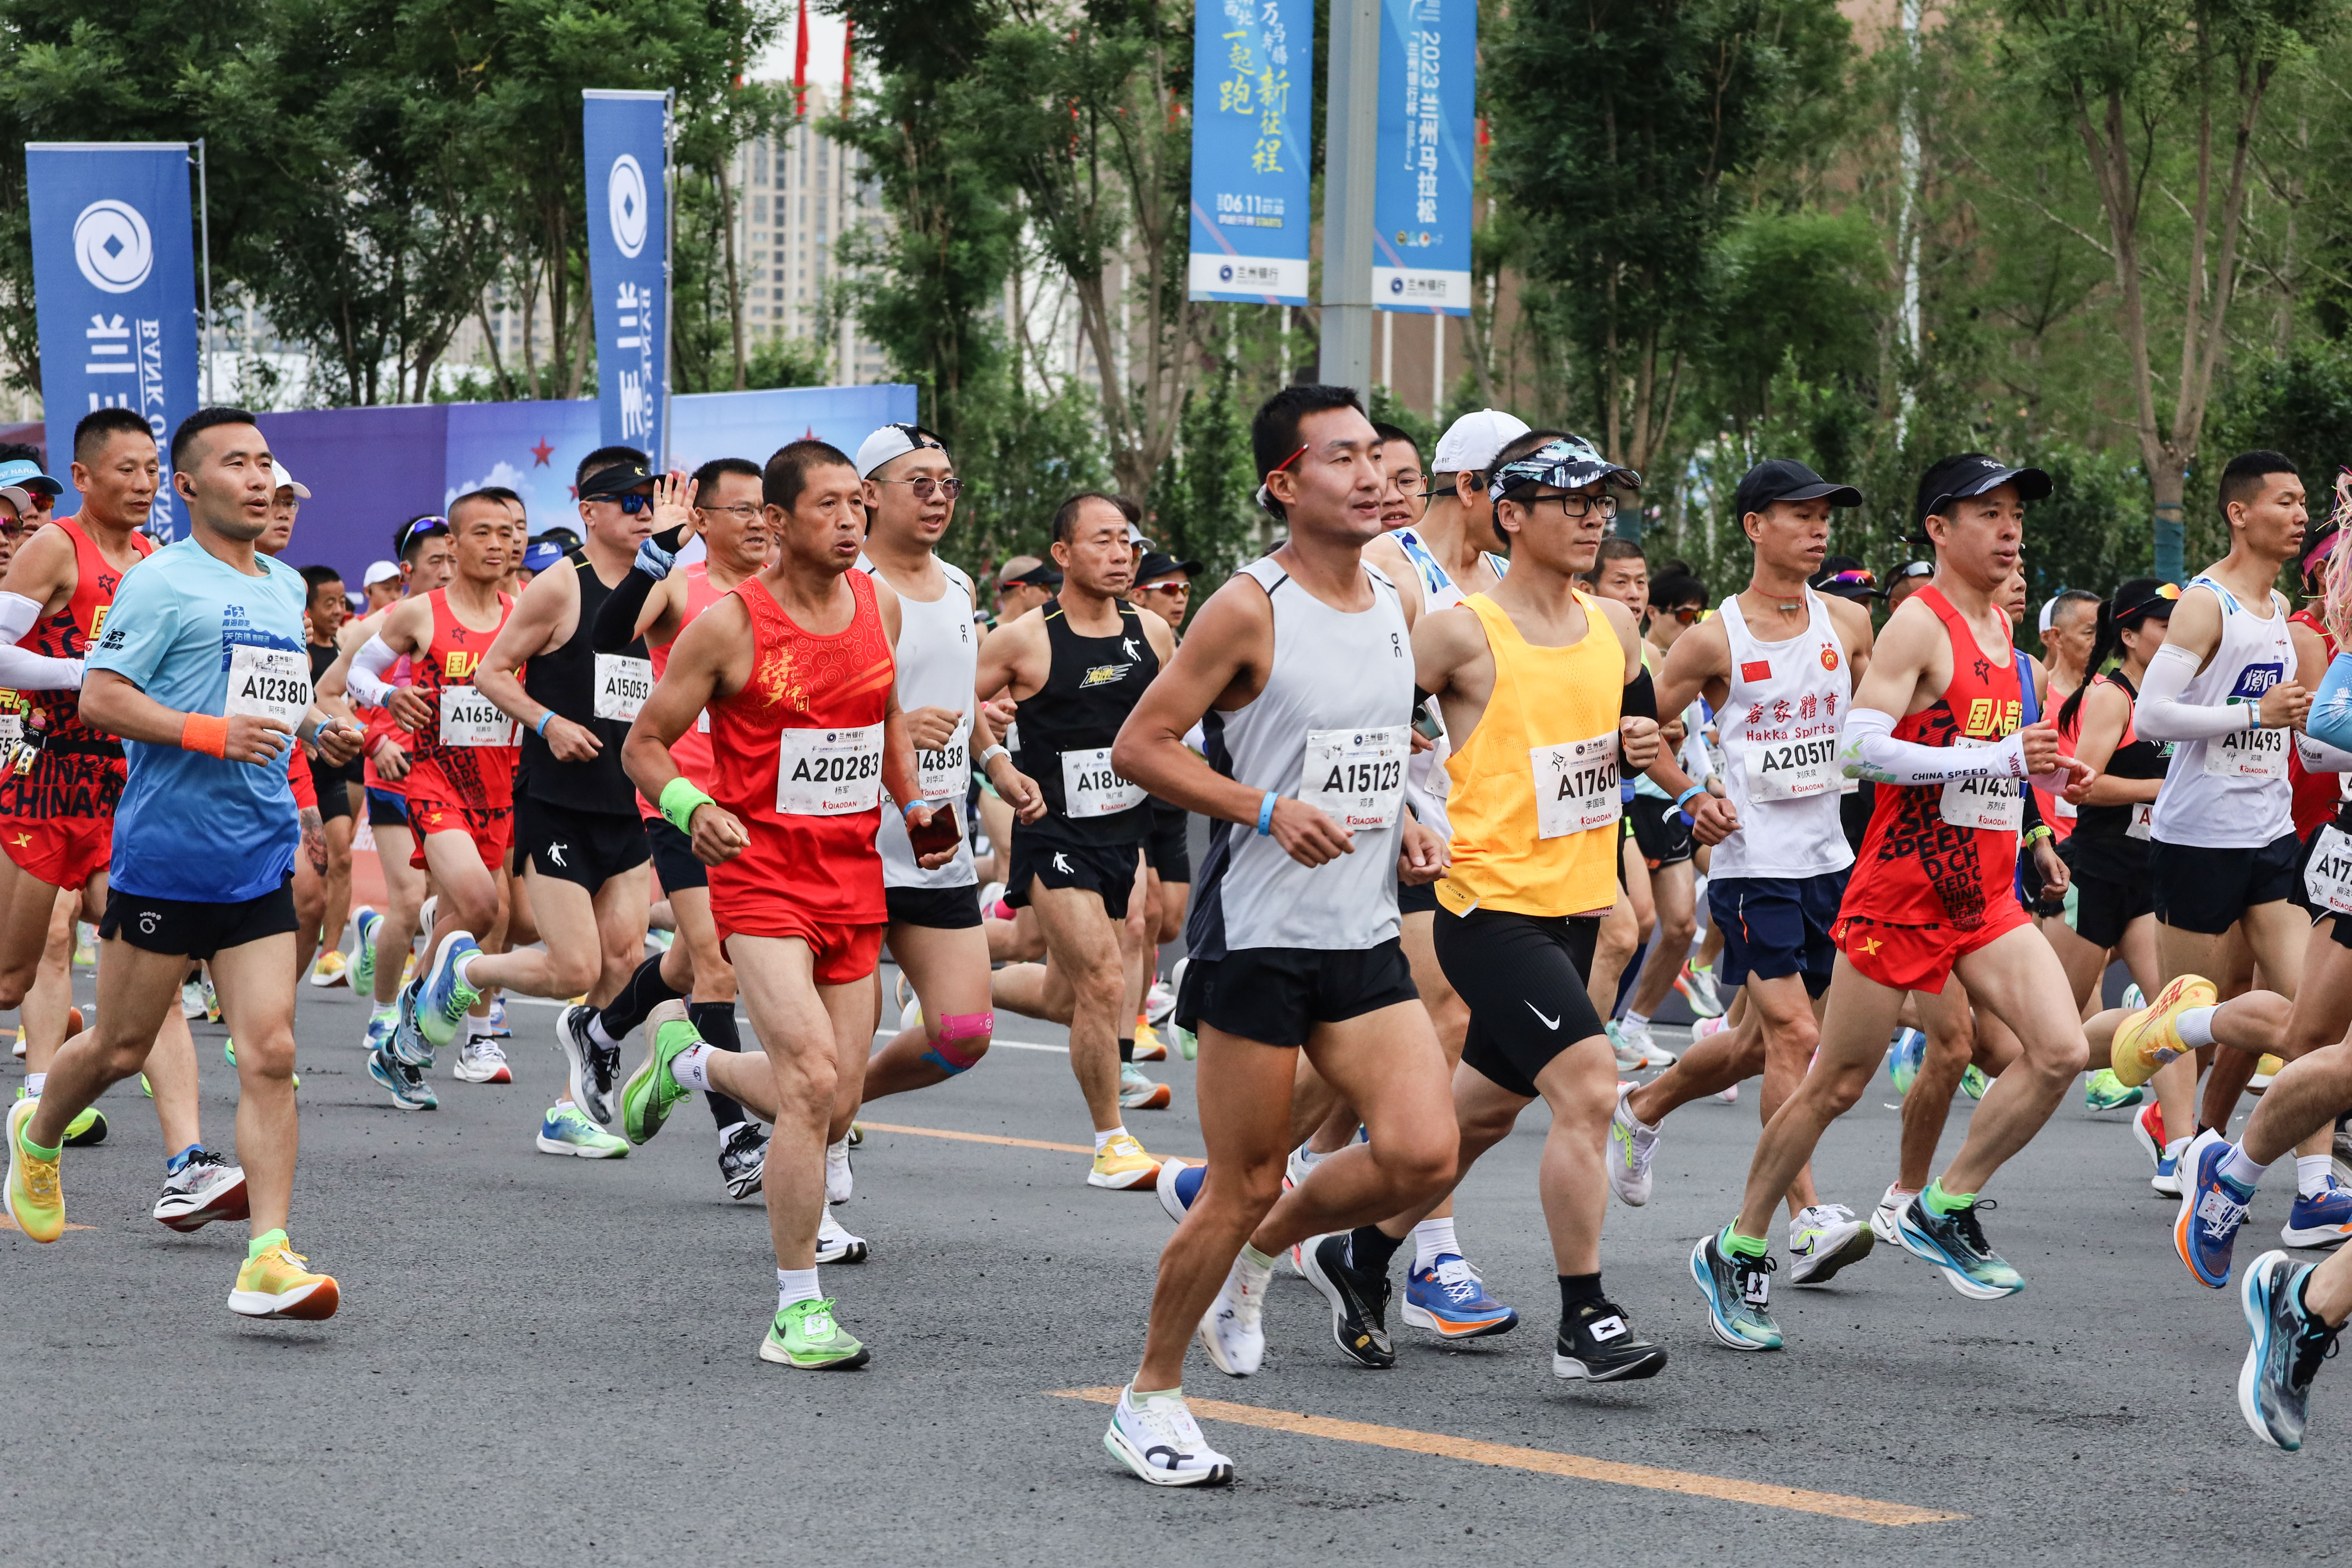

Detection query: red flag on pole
xmin=792 ymin=0 xmax=810 ymax=118
xmin=842 ymin=18 xmax=855 ymax=113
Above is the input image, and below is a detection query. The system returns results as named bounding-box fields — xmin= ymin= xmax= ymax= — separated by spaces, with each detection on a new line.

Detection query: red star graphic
xmin=530 ymin=438 xmax=554 ymax=467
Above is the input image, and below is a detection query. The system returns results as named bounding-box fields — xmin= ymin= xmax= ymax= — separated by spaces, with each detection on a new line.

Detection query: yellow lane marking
xmin=1051 ymin=1388 xmax=1964 ymax=1526
xmin=857 ymin=1120 xmax=1097 ymax=1155
xmin=1 ymin=1215 xmax=92 ymax=1234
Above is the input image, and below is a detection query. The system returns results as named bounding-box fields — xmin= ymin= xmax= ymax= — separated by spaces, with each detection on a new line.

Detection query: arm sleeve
xmin=2298 ymin=730 xmax=2352 ymax=774
xmin=591 ymin=569 xmax=663 ymax=653
xmin=0 ymin=592 xmax=81 ymax=690
xmin=2022 ymin=781 xmax=2045 ymax=833
xmin=1621 ymin=665 xmax=1658 ymax=722
xmin=2134 ymin=641 xmax=2258 ymax=743
xmin=2309 ymin=651 xmax=2352 ymax=756
xmin=345 ymin=635 xmax=400 ymax=709
xmin=1838 ymin=706 xmax=2032 ymax=786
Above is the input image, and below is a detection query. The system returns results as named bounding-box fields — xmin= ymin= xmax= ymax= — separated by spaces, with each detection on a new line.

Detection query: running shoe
xmin=1788 ymin=1203 xmax=1875 ymax=1285
xmin=486 ymin=997 xmax=508 ymax=1034
xmin=1606 ymin=1083 xmax=1661 ymax=1206
xmin=1105 ymin=1385 xmax=1233 ymax=1488
xmin=1146 ymin=979 xmax=1177 ymax=1025
xmin=1614 ymin=1018 xmax=1677 ymax=1069
xmin=899 ymin=995 xmax=922 ymax=1036
xmin=826 ymin=1135 xmax=854 ymax=1203
xmin=2174 ymin=1129 xmax=2250 ymax=1287
xmin=621 ymin=1001 xmax=700 ymax=1145
xmin=535 ymin=1103 xmax=626 ymax=1157
xmin=221 ymin=1037 xmax=299 ymax=1089
xmin=362 ymin=1006 xmax=397 ymax=1060
xmin=846 ymin=1122 xmax=864 ymax=1148
xmin=557 ymin=1003 xmax=620 ymax=1126
xmin=1131 ymin=1020 xmax=1168 ymax=1062
xmin=4 ymin=1095 xmax=61 ymax=1242
xmin=1171 ymin=1022 xmax=1198 ymax=1061
xmin=228 ymin=1238 xmax=340 ymax=1320
xmin=453 ymin=1035 xmax=512 ymax=1085
xmin=1715 ymin=1081 xmax=1740 ymax=1104
xmin=2083 ymin=1068 xmax=2143 ymax=1111
xmin=2283 ymin=1179 xmax=2352 ymax=1249
xmin=1674 ymin=961 xmax=1725 ymax=1019
xmin=349 ymin=906 xmax=381 ymax=999
xmin=1895 ymin=1193 xmax=2023 ymax=1298
xmin=307 ymin=949 xmax=349 ymax=988
xmin=2132 ymin=1100 xmax=2168 ymax=1168
xmin=1689 ymin=1232 xmax=1781 ymax=1351
xmin=1959 ymin=1063 xmax=1991 ymax=1101
xmin=388 ymin=976 xmax=431 ymax=1068
xmin=1555 ymin=1297 xmax=1668 ymax=1382
xmin=1607 ymin=1021 xmax=1644 ymax=1073
xmin=2112 ymin=972 xmax=2216 ymax=1088
xmin=2250 ymin=1053 xmax=2285 ymax=1093
xmin=1119 ymin=1061 xmax=1172 ymax=1110
xmin=1197 ymin=1251 xmax=1272 ymax=1376
xmin=760 ymin=1298 xmax=869 ymax=1369
xmin=152 ymin=1149 xmax=248 ymax=1232
xmin=1088 ymin=1132 xmax=1160 ymax=1190
xmin=1155 ymin=1155 xmax=1204 ymax=1223
xmin=1887 ymin=1028 xmax=1926 ymax=1096
xmin=718 ymin=1122 xmax=768 ymax=1200
xmin=2238 ymin=1250 xmax=2340 ymax=1451
xmin=817 ymin=1210 xmax=868 ymax=1264
xmin=1301 ymin=1233 xmax=1396 ymax=1368
xmin=1402 ymin=1255 xmax=1519 ymax=1340
xmin=180 ymin=977 xmax=219 ymax=1022
xmin=2154 ymin=1140 xmax=2187 ymax=1199
xmin=414 ymin=932 xmax=482 ymax=1050
xmin=17 ymin=1088 xmax=106 ymax=1148
xmin=367 ymin=1045 xmax=437 ymax=1111
xmin=1870 ymin=1184 xmax=1916 ymax=1244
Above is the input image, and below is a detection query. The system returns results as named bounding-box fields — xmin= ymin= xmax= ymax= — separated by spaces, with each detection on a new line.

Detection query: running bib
xmin=914 ymin=712 xmax=971 ymax=800
xmin=1531 ymin=733 xmax=1621 ymax=840
xmin=2126 ymin=801 xmax=2153 ymax=840
xmin=2206 ymin=722 xmax=2290 ymax=780
xmin=592 ymin=653 xmax=654 ymax=723
xmin=1744 ymin=732 xmax=1838 ymax=803
xmin=1060 ymin=746 xmax=1146 ymax=818
xmin=1298 ymin=724 xmax=1409 ymax=832
xmin=223 ymin=645 xmax=312 ymax=729
xmin=438 ymin=685 xmax=517 ymax=747
xmin=1939 ymin=738 xmax=2023 ymax=832
xmin=2307 ymin=825 xmax=2352 ymax=916
xmin=775 ymin=723 xmax=884 ymax=815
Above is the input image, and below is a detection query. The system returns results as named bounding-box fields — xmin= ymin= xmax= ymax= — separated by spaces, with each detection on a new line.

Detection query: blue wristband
xmin=534 ymin=711 xmax=555 ymax=737
xmin=1256 ymin=791 xmax=1278 ymax=835
xmin=901 ymin=797 xmax=922 ymax=819
xmin=1674 ymin=783 xmax=1706 ymax=810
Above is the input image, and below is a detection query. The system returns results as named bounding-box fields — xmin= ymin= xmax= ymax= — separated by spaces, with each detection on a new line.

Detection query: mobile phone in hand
xmin=907 ymin=800 xmax=961 ymax=858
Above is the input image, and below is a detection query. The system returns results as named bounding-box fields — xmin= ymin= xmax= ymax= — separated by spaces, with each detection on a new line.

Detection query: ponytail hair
xmin=2059 ymin=577 xmax=2172 ymax=734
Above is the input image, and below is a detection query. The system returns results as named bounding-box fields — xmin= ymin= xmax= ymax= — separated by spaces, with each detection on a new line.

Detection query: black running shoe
xmin=1554 ymin=1297 xmax=1668 ymax=1382
xmin=1301 ymin=1233 xmax=1396 ymax=1368
xmin=2240 ymin=1249 xmax=2342 ymax=1450
xmin=719 ymin=1122 xmax=769 ymax=1201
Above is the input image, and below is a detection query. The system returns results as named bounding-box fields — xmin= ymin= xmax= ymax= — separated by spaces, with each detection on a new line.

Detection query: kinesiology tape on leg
xmin=920 ymin=1011 xmax=993 ymax=1074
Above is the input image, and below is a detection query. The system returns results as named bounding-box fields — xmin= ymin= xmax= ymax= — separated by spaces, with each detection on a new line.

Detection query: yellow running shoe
xmin=2113 ymin=974 xmax=2218 ymax=1088
xmin=1132 ymin=1019 xmax=1168 ymax=1062
xmin=229 ymin=1232 xmax=341 ymax=1320
xmin=4 ymin=1094 xmax=63 ymax=1242
xmin=307 ymin=949 xmax=349 ymax=989
xmin=1088 ymin=1131 xmax=1162 ymax=1190
xmin=2250 ymin=1053 xmax=2286 ymax=1092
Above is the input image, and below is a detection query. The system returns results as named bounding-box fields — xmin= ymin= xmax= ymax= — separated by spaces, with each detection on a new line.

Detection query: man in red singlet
xmin=1690 ymin=454 xmax=2097 ymax=1352
xmin=622 ymin=438 xmax=951 ymax=1370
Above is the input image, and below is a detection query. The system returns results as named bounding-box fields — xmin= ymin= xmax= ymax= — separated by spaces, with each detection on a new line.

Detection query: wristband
xmin=901 ymin=797 xmax=922 ymax=819
xmin=180 ymin=713 xmax=229 ymax=759
xmin=2023 ymin=824 xmax=2054 ymax=846
xmin=975 ymin=744 xmax=1008 ymax=772
xmin=659 ymin=775 xmax=716 ymax=835
xmin=1673 ymin=783 xmax=1707 ymax=810
xmin=2247 ymin=701 xmax=2263 ymax=732
xmin=1256 ymin=790 xmax=1278 ymax=836
xmin=534 ymin=710 xmax=556 ymax=737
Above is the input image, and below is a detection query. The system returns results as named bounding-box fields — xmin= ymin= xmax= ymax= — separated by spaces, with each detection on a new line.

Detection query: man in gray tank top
xmin=1093 ymin=385 xmax=1455 ymax=1490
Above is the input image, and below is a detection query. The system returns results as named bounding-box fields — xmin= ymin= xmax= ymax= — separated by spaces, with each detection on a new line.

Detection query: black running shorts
xmin=2068 ymin=868 xmax=2156 ymax=951
xmin=1627 ymin=793 xmax=1695 ymax=869
xmin=644 ymin=815 xmax=706 ymax=894
xmin=102 ymin=876 xmax=299 ymax=961
xmin=1146 ymin=799 xmax=1191 ymax=884
xmin=1008 ymin=828 xmax=1143 ymax=921
xmin=366 ymin=786 xmax=409 ymax=828
xmin=1175 ymin=939 xmax=1418 ymax=1048
xmin=1395 ymin=876 xmax=1440 ymax=916
xmin=885 ymin=882 xmax=983 ymax=931
xmin=514 ymin=795 xmax=651 ymax=890
xmin=2151 ymin=832 xmax=2301 ymax=936
xmin=1434 ymin=905 xmax=1608 ymax=1099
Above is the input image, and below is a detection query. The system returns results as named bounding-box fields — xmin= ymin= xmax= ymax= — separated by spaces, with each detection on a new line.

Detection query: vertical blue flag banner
xmin=1188 ymin=0 xmax=1313 ymax=305
xmin=582 ymin=90 xmax=670 ymax=461
xmin=25 ymin=143 xmax=200 ymax=538
xmin=1372 ymin=0 xmax=1474 ymax=315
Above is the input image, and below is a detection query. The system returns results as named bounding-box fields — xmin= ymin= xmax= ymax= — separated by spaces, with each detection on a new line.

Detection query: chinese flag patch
xmin=1741 ymin=660 xmax=1773 ymax=682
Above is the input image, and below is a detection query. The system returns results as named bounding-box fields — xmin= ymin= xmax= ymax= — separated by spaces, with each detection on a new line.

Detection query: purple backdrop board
xmin=257 ymin=404 xmax=448 ymax=582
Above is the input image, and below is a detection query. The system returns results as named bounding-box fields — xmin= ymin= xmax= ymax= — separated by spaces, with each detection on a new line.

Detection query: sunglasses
xmin=1655 ymin=604 xmax=1704 ymax=625
xmin=875 ymin=476 xmax=964 ymax=500
xmin=588 ymin=491 xmax=655 ymax=515
xmin=396 ymin=516 xmax=450 ymax=553
xmin=1821 ymin=568 xmax=1878 ymax=589
xmin=1138 ymin=580 xmax=1190 ymax=595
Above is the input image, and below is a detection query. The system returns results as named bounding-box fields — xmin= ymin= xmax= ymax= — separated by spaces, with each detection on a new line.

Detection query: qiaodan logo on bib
xmin=74 ymin=199 xmax=154 ymax=293
xmin=608 ymin=155 xmax=649 ymax=258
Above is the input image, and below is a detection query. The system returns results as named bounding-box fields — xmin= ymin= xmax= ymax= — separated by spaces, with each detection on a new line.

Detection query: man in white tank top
xmin=1095 ymin=386 xmax=1455 ymax=1491
xmin=1609 ymin=460 xmax=1876 ymax=1285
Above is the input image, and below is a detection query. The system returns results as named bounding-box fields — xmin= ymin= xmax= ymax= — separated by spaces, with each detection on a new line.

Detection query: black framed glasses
xmin=1546 ymin=493 xmax=1618 ymax=521
xmin=876 ymin=476 xmax=964 ymax=500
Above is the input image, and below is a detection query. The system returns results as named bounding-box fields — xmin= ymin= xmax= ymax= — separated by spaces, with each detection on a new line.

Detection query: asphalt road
xmin=1 ymin=958 xmax=2335 ymax=1568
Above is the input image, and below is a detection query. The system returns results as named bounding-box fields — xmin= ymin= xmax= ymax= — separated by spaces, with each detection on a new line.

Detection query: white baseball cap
xmin=0 ymin=485 xmax=33 ymax=517
xmin=1432 ymin=409 xmax=1532 ymax=475
xmin=854 ymin=422 xmax=950 ymax=478
xmin=272 ymin=460 xmax=310 ymax=499
xmin=362 ymin=559 xmax=402 ymax=588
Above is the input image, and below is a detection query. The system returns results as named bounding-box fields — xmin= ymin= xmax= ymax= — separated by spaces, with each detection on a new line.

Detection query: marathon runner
xmin=256 ymin=463 xmax=332 ymax=986
xmin=616 ymin=436 xmax=952 ymax=1369
xmin=1099 ymin=384 xmax=1455 ymax=1487
xmin=6 ymin=407 xmax=362 ymax=1320
xmin=1691 ymin=453 xmax=2095 ymax=1351
xmin=1128 ymin=546 xmax=1197 ymax=1055
xmin=973 ymin=491 xmax=1178 ymax=1187
xmin=298 ymin=562 xmax=360 ymax=988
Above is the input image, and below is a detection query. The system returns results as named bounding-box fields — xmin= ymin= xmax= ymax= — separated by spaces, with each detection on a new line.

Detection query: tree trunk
xmin=718 ymin=157 xmax=747 ymax=390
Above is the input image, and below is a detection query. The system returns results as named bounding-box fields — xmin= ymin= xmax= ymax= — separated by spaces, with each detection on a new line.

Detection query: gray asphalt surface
xmin=1 ymin=958 xmax=2334 ymax=1567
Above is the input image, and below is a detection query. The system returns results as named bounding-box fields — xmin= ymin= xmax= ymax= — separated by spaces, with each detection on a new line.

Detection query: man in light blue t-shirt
xmin=3 ymin=408 xmax=363 ymax=1327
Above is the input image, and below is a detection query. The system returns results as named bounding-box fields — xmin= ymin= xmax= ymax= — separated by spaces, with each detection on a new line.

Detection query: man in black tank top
xmin=472 ymin=449 xmax=690 ymax=1152
xmin=298 ymin=564 xmax=361 ymax=982
xmin=973 ymin=492 xmax=1179 ymax=1189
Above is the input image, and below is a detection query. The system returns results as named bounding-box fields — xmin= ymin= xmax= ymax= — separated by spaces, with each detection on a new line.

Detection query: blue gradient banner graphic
xmin=583 ymin=90 xmax=671 ymax=460
xmin=1188 ymin=0 xmax=1314 ymax=305
xmin=1373 ymin=0 xmax=1474 ymax=316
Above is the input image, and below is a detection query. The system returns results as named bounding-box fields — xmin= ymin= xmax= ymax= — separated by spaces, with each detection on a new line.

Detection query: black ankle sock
xmin=1559 ymin=1272 xmax=1605 ymax=1314
xmin=598 ymin=955 xmax=685 ymax=1042
xmin=690 ymin=1002 xmax=745 ymax=1129
xmin=1118 ymin=1038 xmax=1135 ymax=1063
xmin=1347 ymin=1225 xmax=1405 ymax=1276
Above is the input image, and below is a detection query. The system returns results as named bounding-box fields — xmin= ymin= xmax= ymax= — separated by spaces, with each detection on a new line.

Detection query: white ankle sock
xmin=1294 ymin=1142 xmax=1328 ymax=1170
xmin=777 ymin=1266 xmax=821 ymax=1310
xmin=1624 ymin=1009 xmax=1651 ymax=1031
xmin=588 ymin=1013 xmax=619 ymax=1051
xmin=2220 ymin=1143 xmax=2271 ymax=1190
xmin=452 ymin=951 xmax=479 ymax=990
xmin=1411 ymin=1217 xmax=1460 ymax=1272
xmin=716 ymin=1119 xmax=745 ymax=1147
xmin=670 ymin=1043 xmax=713 ymax=1091
xmin=2297 ymin=1154 xmax=2334 ymax=1199
xmin=1236 ymin=1243 xmax=1275 ymax=1284
xmin=1094 ymin=1125 xmax=1127 ymax=1154
xmin=2175 ymin=1005 xmax=2219 ymax=1049
xmin=23 ymin=1072 xmax=42 ymax=1096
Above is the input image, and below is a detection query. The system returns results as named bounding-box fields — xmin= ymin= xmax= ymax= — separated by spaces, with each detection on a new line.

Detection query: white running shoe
xmin=1283 ymin=1144 xmax=1317 ymax=1274
xmin=825 ymin=1135 xmax=854 ymax=1204
xmin=1606 ymin=1083 xmax=1660 ymax=1207
xmin=1788 ymin=1203 xmax=1875 ymax=1285
xmin=179 ymin=979 xmax=209 ymax=1020
xmin=1145 ymin=979 xmax=1177 ymax=1025
xmin=893 ymin=972 xmax=914 ymax=1014
xmin=1196 ymin=1251 xmax=1272 ymax=1376
xmin=900 ymin=996 xmax=923 ymax=1035
xmin=1119 ymin=1062 xmax=1172 ymax=1110
xmin=453 ymin=1035 xmax=512 ymax=1084
xmin=1105 ymin=1385 xmax=1233 ymax=1488
xmin=817 ymin=1210 xmax=868 ymax=1264
xmin=1870 ymin=1184 xmax=1915 ymax=1243
xmin=1617 ymin=1018 xmax=1677 ymax=1068
xmin=1716 ymin=1082 xmax=1740 ymax=1104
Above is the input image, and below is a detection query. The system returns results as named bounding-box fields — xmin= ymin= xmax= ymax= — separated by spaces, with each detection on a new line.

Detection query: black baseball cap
xmin=1886 ymin=558 xmax=1934 ymax=588
xmin=997 ymin=557 xmax=1062 ymax=589
xmin=1733 ymin=458 xmax=1862 ymax=521
xmin=578 ymin=459 xmax=656 ymax=500
xmin=1809 ymin=555 xmax=1882 ymax=602
xmin=1135 ymin=551 xmax=1201 ymax=585
xmin=1913 ymin=453 xmax=2052 ymax=527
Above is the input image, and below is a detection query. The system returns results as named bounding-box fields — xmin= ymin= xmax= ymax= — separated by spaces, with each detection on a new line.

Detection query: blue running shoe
xmin=487 ymin=995 xmax=507 ymax=1034
xmin=362 ymin=1006 xmax=396 ymax=1056
xmin=2175 ymin=1129 xmax=2251 ymax=1287
xmin=367 ymin=1044 xmax=437 ymax=1111
xmin=389 ymin=977 xmax=431 ymax=1068
xmin=1689 ymin=1231 xmax=1781 ymax=1351
xmin=1895 ymin=1193 xmax=2023 ymax=1299
xmin=2239 ymin=1249 xmax=2341 ymax=1451
xmin=1887 ymin=1028 xmax=1926 ymax=1097
xmin=1402 ymin=1254 xmax=1520 ymax=1340
xmin=349 ymin=906 xmax=382 ymax=1001
xmin=2152 ymin=1142 xmax=2184 ymax=1198
xmin=1155 ymin=1157 xmax=1204 ymax=1224
xmin=416 ymin=932 xmax=483 ymax=1050
xmin=2282 ymin=1177 xmax=2352 ymax=1249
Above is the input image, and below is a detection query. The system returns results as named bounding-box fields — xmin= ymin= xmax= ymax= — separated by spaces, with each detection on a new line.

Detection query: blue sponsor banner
xmin=25 ymin=142 xmax=200 ymax=536
xmin=1372 ymin=0 xmax=1474 ymax=316
xmin=1188 ymin=0 xmax=1313 ymax=305
xmin=582 ymin=90 xmax=670 ymax=461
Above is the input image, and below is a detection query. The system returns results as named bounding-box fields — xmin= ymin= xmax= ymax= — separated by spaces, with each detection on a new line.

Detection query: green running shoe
xmin=535 ymin=1103 xmax=626 ymax=1157
xmin=15 ymin=1087 xmax=103 ymax=1146
xmin=760 ymin=1297 xmax=870 ymax=1369
xmin=620 ymin=1000 xmax=700 ymax=1145
xmin=1960 ymin=1064 xmax=1991 ymax=1101
xmin=2083 ymin=1068 xmax=2143 ymax=1111
xmin=349 ymin=906 xmax=382 ymax=1001
xmin=221 ymin=1038 xmax=298 ymax=1089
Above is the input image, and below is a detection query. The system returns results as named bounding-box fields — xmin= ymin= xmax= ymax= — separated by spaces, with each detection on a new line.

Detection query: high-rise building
xmin=734 ymin=84 xmax=890 ymax=383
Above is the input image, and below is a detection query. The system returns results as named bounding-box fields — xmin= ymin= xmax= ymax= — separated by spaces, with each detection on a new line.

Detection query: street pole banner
xmin=1187 ymin=0 xmax=1313 ymax=305
xmin=583 ymin=90 xmax=670 ymax=461
xmin=25 ymin=142 xmax=200 ymax=537
xmin=1372 ymin=0 xmax=1474 ymax=315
